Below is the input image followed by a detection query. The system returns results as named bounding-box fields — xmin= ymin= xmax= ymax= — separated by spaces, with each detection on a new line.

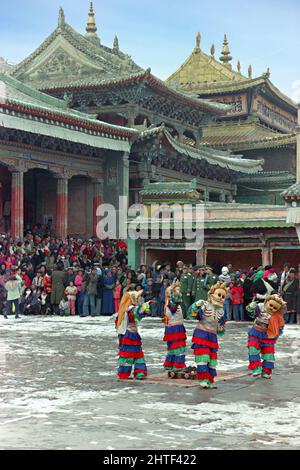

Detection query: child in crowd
xmin=59 ymin=297 xmax=70 ymax=316
xmin=64 ymin=281 xmax=78 ymax=316
xmin=38 ymin=289 xmax=49 ymax=315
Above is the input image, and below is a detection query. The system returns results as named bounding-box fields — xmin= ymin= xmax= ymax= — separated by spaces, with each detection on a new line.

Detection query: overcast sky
xmin=0 ymin=0 xmax=299 ymax=101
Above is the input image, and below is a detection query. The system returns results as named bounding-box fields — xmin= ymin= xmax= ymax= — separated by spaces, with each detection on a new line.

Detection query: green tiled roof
xmin=138 ymin=126 xmax=263 ymax=174
xmin=282 ymin=183 xmax=300 ymax=198
xmin=12 ymin=15 xmax=143 ymax=89
xmin=0 ymin=73 xmax=138 ymax=136
xmin=201 ymin=119 xmax=296 ymax=151
xmin=238 ymin=171 xmax=295 ymax=185
xmin=0 ymin=73 xmax=137 ymax=152
xmin=38 ymin=69 xmax=230 ymax=116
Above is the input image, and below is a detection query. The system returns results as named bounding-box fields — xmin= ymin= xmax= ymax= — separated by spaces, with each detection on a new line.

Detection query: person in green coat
xmin=206 ymin=266 xmax=219 ymax=288
xmin=192 ymin=266 xmax=210 ymax=302
xmin=180 ymin=266 xmax=194 ymax=317
xmin=51 ymin=264 xmax=67 ymax=314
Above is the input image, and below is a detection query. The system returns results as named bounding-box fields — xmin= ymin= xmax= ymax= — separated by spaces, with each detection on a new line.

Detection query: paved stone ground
xmin=0 ymin=316 xmax=299 ymax=450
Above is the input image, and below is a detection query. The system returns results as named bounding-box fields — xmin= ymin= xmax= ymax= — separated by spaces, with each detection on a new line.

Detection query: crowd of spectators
xmin=0 ymin=226 xmax=299 ymax=325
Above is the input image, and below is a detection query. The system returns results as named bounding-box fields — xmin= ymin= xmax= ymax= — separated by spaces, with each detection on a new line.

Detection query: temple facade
xmin=0 ymin=72 xmax=135 ymax=239
xmin=1 ymin=3 xmax=299 ymax=268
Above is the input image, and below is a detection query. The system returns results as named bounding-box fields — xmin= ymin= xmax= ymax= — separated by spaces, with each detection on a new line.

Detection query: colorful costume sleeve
xmin=267 ymin=313 xmax=285 ymax=339
xmin=162 ymin=293 xmax=169 ymax=325
xmin=217 ymin=314 xmax=226 ymax=336
xmin=131 ymin=302 xmax=151 ymax=322
xmin=255 ymin=305 xmax=261 ymax=317
xmin=187 ymin=301 xmax=204 ymax=321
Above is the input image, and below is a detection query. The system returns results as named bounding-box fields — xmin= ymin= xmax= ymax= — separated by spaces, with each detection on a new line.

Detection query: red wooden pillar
xmin=261 ymin=246 xmax=271 ymax=267
xmin=11 ymin=170 xmax=24 ymax=240
xmin=92 ymin=179 xmax=103 ymax=238
xmin=55 ymin=175 xmax=69 ymax=240
xmin=140 ymin=240 xmax=146 ymax=265
xmin=196 ymin=247 xmax=207 ymax=266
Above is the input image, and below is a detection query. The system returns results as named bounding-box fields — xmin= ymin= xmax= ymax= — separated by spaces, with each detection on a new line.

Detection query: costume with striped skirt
xmin=248 ymin=303 xmax=284 ymax=377
xmin=188 ymin=300 xmax=226 ymax=386
xmin=118 ymin=303 xmax=149 ymax=380
xmin=163 ymin=302 xmax=186 ymax=371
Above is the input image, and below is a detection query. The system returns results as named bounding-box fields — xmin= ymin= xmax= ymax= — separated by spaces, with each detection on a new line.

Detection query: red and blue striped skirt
xmin=191 ymin=328 xmax=219 ymax=383
xmin=118 ymin=330 xmax=147 ymax=379
xmin=163 ymin=324 xmax=186 ymax=371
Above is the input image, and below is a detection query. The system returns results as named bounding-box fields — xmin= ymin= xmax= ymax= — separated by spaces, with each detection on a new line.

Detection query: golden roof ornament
xmin=237 ymin=59 xmax=241 ymax=73
xmin=86 ymin=1 xmax=100 ymax=44
xmin=58 ymin=6 xmax=65 ymax=27
xmin=195 ymin=32 xmax=201 ymax=52
xmin=210 ymin=43 xmax=215 ymax=57
xmin=248 ymin=64 xmax=252 ymax=79
xmin=219 ymin=34 xmax=232 ymax=68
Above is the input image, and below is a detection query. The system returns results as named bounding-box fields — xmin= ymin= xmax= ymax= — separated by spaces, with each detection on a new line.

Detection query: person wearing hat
xmin=206 ymin=266 xmax=218 ymax=287
xmin=192 ymin=266 xmax=209 ymax=303
xmin=180 ymin=265 xmax=194 ymax=317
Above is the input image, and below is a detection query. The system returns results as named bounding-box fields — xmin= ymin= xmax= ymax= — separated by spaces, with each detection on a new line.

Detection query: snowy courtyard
xmin=0 ymin=316 xmax=299 ymax=450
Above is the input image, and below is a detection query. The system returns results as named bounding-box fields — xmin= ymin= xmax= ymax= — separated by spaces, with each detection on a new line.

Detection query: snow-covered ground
xmin=0 ymin=316 xmax=299 ymax=449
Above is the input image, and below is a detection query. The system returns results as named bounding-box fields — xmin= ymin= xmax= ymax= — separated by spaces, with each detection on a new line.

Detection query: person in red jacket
xmin=43 ymin=269 xmax=52 ymax=314
xmin=230 ymin=277 xmax=244 ymax=321
xmin=20 ymin=267 xmax=31 ymax=289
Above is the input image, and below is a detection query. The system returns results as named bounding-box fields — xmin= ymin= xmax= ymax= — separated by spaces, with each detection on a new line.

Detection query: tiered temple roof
xmin=0 ymin=73 xmax=263 ymax=175
xmin=166 ymin=32 xmax=297 ymax=157
xmin=166 ymin=32 xmax=296 ymax=112
xmin=0 ymin=73 xmax=136 ymax=152
xmin=40 ymin=69 xmax=230 ymax=116
xmin=11 ymin=7 xmax=143 ymax=90
xmin=167 ymin=33 xmax=247 ymax=90
xmin=201 ymin=118 xmax=296 ymax=151
xmin=10 ymin=7 xmax=233 ymax=129
xmin=135 ymin=125 xmax=263 ymax=174
xmin=4 ymin=7 xmax=271 ymax=182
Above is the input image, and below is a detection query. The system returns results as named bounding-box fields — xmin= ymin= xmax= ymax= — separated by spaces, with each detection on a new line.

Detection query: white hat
xmin=221 ymin=266 xmax=229 ymax=275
